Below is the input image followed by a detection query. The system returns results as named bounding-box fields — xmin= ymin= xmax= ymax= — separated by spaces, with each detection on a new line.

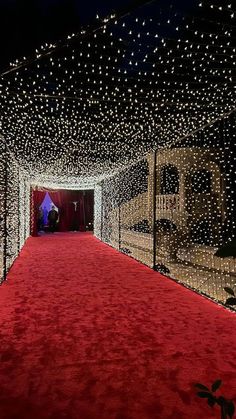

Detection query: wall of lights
xmin=94 ymin=183 xmax=102 ymax=239
xmin=96 ymin=113 xmax=236 ymax=305
xmin=0 ymin=145 xmax=31 ymax=281
xmin=0 ymin=147 xmax=6 ymax=280
xmin=0 ymin=0 xmax=235 ymax=183
xmin=101 ymin=176 xmax=120 ymax=249
xmin=119 ymin=158 xmax=153 ymax=265
xmin=0 ymin=0 xmax=235 ymax=307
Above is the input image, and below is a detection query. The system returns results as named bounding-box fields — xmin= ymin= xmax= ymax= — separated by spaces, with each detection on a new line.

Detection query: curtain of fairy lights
xmin=0 ymin=0 xmax=235 ymax=183
xmin=5 ymin=154 xmax=19 ymax=271
xmin=99 ymin=114 xmax=236 ymax=305
xmin=154 ymin=114 xmax=236 ymax=303
xmin=119 ymin=158 xmax=153 ymax=266
xmin=0 ymin=148 xmax=31 ymax=280
xmin=0 ymin=146 xmax=6 ymax=280
xmin=94 ymin=183 xmax=102 ymax=239
xmin=0 ymin=0 xmax=235 ymax=305
xmin=99 ymin=158 xmax=152 ymax=263
xmin=24 ymin=181 xmax=31 ymax=240
xmin=101 ymin=176 xmax=120 ymax=249
xmin=19 ymin=171 xmax=31 ymax=248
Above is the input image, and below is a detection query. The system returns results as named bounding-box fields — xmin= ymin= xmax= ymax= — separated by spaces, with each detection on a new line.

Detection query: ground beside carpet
xmin=0 ymin=232 xmax=235 ymax=419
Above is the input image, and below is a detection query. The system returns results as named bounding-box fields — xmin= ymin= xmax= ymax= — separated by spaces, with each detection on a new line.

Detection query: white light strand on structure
xmin=0 ymin=0 xmax=234 ymax=182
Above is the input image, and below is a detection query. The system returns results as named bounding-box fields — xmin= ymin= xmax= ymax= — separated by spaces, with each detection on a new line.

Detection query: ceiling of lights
xmin=0 ymin=0 xmax=235 ymax=181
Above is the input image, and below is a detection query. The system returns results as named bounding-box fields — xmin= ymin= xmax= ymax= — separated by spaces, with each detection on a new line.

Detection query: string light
xmin=0 ymin=0 xmax=235 ymax=305
xmin=0 ymin=0 xmax=234 ymax=181
xmin=99 ymin=114 xmax=236 ymax=304
xmin=0 ymin=147 xmax=30 ymax=278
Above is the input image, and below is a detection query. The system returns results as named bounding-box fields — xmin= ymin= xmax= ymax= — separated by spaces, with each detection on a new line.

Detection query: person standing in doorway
xmin=37 ymin=207 xmax=44 ymax=231
xmin=43 ymin=206 xmax=48 ymax=227
xmin=48 ymin=205 xmax=58 ymax=233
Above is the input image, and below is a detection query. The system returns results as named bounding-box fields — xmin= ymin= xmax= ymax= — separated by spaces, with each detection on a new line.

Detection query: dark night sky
xmin=0 ymin=0 xmax=196 ymax=72
xmin=0 ymin=0 xmax=140 ymax=71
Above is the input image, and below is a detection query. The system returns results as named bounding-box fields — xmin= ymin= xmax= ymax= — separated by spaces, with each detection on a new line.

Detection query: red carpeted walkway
xmin=0 ymin=233 xmax=235 ymax=419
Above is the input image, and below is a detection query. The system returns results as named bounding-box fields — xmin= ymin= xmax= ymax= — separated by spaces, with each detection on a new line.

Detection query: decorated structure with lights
xmin=0 ymin=143 xmax=31 ymax=278
xmin=0 ymin=0 xmax=235 ymax=306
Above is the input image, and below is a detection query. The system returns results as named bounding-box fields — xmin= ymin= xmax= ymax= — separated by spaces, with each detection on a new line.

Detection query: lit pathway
xmin=0 ymin=232 xmax=235 ymax=419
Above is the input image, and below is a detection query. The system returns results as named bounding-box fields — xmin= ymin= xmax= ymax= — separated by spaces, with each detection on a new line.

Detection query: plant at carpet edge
xmin=224 ymin=287 xmax=236 ymax=306
xmin=195 ymin=379 xmax=235 ymax=419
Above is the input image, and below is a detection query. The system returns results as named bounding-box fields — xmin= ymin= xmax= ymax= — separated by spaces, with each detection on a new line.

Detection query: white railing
xmin=156 ymin=194 xmax=180 ymax=212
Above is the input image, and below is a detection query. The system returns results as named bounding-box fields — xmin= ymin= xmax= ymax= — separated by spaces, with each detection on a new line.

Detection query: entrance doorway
xmin=32 ymin=189 xmax=94 ymax=236
xmin=38 ymin=192 xmax=58 ymax=232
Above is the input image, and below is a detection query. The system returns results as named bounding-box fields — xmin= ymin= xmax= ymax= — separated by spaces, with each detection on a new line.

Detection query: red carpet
xmin=0 ymin=232 xmax=235 ymax=419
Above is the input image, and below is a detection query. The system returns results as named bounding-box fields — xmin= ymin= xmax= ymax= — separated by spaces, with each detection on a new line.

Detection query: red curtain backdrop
xmin=31 ymin=190 xmax=46 ymax=236
xmin=78 ymin=190 xmax=94 ymax=231
xmin=31 ymin=189 xmax=94 ymax=235
xmin=48 ymin=190 xmax=64 ymax=208
xmin=48 ymin=190 xmax=68 ymax=231
xmin=47 ymin=189 xmax=84 ymax=232
xmin=79 ymin=192 xmax=85 ymax=231
xmin=84 ymin=190 xmax=94 ymax=230
xmin=57 ymin=190 xmax=78 ymax=231
xmin=69 ymin=190 xmax=82 ymax=231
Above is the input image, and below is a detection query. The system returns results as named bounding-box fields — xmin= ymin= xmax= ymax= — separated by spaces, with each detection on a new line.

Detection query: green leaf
xmin=224 ymin=287 xmax=235 ymax=296
xmin=197 ymin=391 xmax=211 ymax=398
xmin=195 ymin=383 xmax=210 ymax=391
xmin=217 ymin=396 xmax=226 ymax=406
xmin=207 ymin=398 xmax=215 ymax=408
xmin=212 ymin=379 xmax=222 ymax=392
xmin=226 ymin=297 xmax=236 ymax=306
xmin=226 ymin=400 xmax=235 ymax=418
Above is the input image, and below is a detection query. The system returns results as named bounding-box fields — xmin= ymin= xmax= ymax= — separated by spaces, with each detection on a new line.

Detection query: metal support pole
xmin=118 ymin=175 xmax=121 ymax=251
xmin=83 ymin=190 xmax=86 ymax=231
xmin=24 ymin=179 xmax=27 ymax=242
xmin=100 ymin=181 xmax=103 ymax=241
xmin=153 ymin=150 xmax=157 ymax=269
xmin=18 ymin=166 xmax=20 ymax=252
xmin=3 ymin=141 xmax=7 ymax=280
xmin=92 ymin=188 xmax=95 ymax=234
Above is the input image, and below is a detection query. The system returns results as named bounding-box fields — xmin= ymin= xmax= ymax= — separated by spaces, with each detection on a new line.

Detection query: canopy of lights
xmin=0 ymin=0 xmax=235 ymax=184
xmin=0 ymin=0 xmax=236 ymax=308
